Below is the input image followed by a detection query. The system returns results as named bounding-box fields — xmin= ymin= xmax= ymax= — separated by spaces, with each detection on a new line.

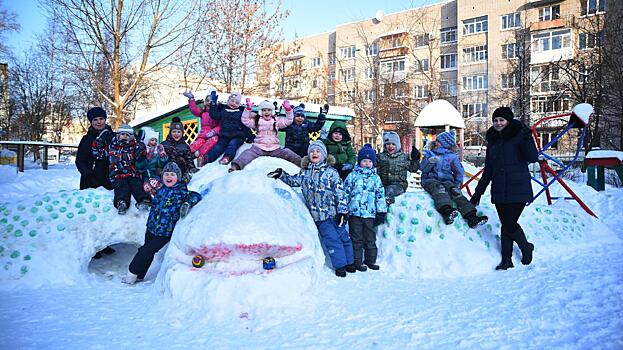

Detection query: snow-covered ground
xmin=0 ymin=158 xmax=622 ymax=349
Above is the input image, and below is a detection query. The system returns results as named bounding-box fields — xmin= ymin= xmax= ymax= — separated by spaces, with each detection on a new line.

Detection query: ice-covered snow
xmin=0 ymin=156 xmax=622 ymax=349
xmin=586 ymin=150 xmax=623 ymax=161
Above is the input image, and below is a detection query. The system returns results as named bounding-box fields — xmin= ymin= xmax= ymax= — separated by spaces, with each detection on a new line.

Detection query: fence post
xmin=16 ymin=144 xmax=25 ymax=172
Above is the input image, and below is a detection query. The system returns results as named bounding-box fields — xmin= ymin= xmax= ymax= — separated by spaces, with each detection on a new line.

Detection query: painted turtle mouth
xmin=184 ymin=243 xmax=306 ymax=276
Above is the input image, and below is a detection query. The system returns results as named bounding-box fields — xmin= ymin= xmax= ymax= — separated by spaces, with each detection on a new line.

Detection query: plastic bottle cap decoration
xmin=192 ymin=255 xmax=205 ymax=268
xmin=262 ymin=256 xmax=276 ymax=270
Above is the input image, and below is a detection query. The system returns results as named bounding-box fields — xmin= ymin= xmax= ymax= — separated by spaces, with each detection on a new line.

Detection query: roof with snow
xmin=414 ymin=99 xmax=465 ymax=129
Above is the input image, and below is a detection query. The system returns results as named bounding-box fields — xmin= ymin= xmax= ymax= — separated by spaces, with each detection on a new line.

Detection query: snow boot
xmin=136 ymin=200 xmax=151 ymax=211
xmin=345 ymin=264 xmax=357 ymax=273
xmin=228 ymin=163 xmax=241 ymax=173
xmin=121 ymin=272 xmax=138 ymax=285
xmin=496 ymin=233 xmax=514 ymax=270
xmin=117 ymin=200 xmax=128 ymax=215
xmin=512 ymin=227 xmax=534 ymax=265
xmin=440 ymin=206 xmax=459 ymax=225
xmin=365 ymin=262 xmax=380 ymax=270
xmin=355 ymin=264 xmax=368 ymax=272
xmin=335 ymin=267 xmax=347 ymax=278
xmin=465 ymin=211 xmax=488 ymax=228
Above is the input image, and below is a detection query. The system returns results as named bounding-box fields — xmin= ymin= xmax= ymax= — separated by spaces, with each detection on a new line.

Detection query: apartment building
xmin=258 ymin=0 xmax=611 ymax=151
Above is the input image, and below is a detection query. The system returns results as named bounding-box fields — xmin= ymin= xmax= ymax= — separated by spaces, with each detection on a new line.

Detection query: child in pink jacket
xmin=183 ymin=91 xmax=221 ymax=166
xmin=229 ymin=98 xmax=302 ymax=172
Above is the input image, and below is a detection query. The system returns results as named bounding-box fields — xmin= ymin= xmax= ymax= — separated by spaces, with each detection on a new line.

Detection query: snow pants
xmin=422 ymin=179 xmax=475 ymax=216
xmin=315 ymin=218 xmax=354 ymax=270
xmin=231 ymin=145 xmax=302 ymax=169
xmin=384 ymin=184 xmax=405 ymax=205
xmin=348 ymin=216 xmax=377 ymax=265
xmin=112 ymin=177 xmax=150 ymax=208
xmin=204 ymin=137 xmax=244 ymax=163
xmin=190 ymin=134 xmax=218 ymax=158
xmin=128 ymin=230 xmax=171 ymax=279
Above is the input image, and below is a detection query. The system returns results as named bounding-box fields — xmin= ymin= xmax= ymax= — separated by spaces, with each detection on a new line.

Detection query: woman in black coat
xmin=470 ymin=107 xmax=538 ymax=270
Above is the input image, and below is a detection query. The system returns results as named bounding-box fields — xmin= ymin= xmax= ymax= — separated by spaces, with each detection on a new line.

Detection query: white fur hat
xmin=258 ymin=100 xmax=275 ymax=112
xmin=141 ymin=127 xmax=160 ymax=146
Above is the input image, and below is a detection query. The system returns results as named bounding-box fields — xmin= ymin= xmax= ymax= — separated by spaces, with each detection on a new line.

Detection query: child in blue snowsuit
xmin=268 ymin=141 xmax=355 ymax=277
xmin=420 ymin=131 xmax=487 ymax=228
xmin=122 ymin=162 xmax=202 ymax=284
xmin=283 ymin=103 xmax=327 ymax=158
xmin=343 ymin=144 xmax=387 ymax=271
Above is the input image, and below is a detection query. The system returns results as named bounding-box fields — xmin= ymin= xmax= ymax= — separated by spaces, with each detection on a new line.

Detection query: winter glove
xmin=469 ymin=193 xmax=481 ymax=206
xmin=182 ymin=91 xmax=194 ymax=100
xmin=335 ymin=213 xmax=348 ymax=227
xmin=245 ymin=97 xmax=254 ymax=111
xmin=136 ymin=129 xmax=146 ymax=143
xmin=282 ymin=99 xmax=292 ymax=112
xmin=267 ymin=168 xmax=283 ymax=179
xmin=373 ymin=212 xmax=387 ymax=227
xmin=341 ymin=163 xmax=353 ymax=171
xmin=156 ymin=144 xmax=166 ymax=158
xmin=180 ymin=202 xmax=191 ymax=218
xmin=321 ymin=103 xmax=329 ymax=114
xmin=210 ymin=90 xmax=218 ymax=105
xmin=411 ymin=145 xmax=420 ymax=160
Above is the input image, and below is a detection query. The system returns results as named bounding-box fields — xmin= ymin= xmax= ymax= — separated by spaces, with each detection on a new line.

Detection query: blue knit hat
xmin=357 ymin=144 xmax=377 ymax=167
xmin=308 ymin=140 xmax=327 ymax=161
xmin=293 ymin=103 xmax=305 ymax=117
xmin=436 ymin=131 xmax=455 ymax=149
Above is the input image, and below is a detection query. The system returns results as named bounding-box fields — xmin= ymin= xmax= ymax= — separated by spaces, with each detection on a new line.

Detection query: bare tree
xmin=0 ymin=0 xmax=19 ymax=59
xmin=603 ymin=2 xmax=623 ymax=149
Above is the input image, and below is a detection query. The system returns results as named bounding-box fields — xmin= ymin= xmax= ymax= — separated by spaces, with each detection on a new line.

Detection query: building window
xmin=531 ymin=65 xmax=560 ymax=93
xmin=440 ymin=27 xmax=457 ymax=44
xmin=440 ymin=80 xmax=457 ymax=97
xmin=366 ymin=42 xmax=379 ymax=56
xmin=462 ymin=74 xmax=488 ymax=91
xmin=581 ymin=0 xmax=606 ymax=16
xmin=440 ymin=53 xmax=457 ymax=70
xmin=538 ymin=5 xmax=560 ymax=21
xmin=463 ymin=16 xmax=488 ymax=35
xmin=501 ymin=73 xmax=519 ymax=89
xmin=395 ymin=85 xmax=408 ymax=98
xmin=388 ymin=35 xmax=404 ymax=48
xmin=312 ymin=79 xmax=318 ymax=88
xmin=413 ymin=58 xmax=429 ymax=72
xmin=366 ymin=90 xmax=376 ymax=102
xmin=579 ymin=31 xmax=604 ymax=49
xmin=501 ymin=13 xmax=521 ymax=30
xmin=414 ymin=85 xmax=428 ymax=99
xmin=502 ymin=43 xmax=518 ymax=59
xmin=539 ymin=132 xmax=558 ymax=149
xmin=364 ymin=67 xmax=375 ymax=79
xmin=328 ymin=52 xmax=336 ymax=65
xmin=413 ymin=33 xmax=430 ymax=47
xmin=531 ymin=95 xmax=572 ymax=115
xmin=462 ymin=103 xmax=487 ymax=119
xmin=311 ymin=57 xmax=321 ymax=67
xmin=329 ymin=71 xmax=336 ymax=81
xmin=340 ymin=68 xmax=354 ymax=82
xmin=340 ymin=45 xmax=356 ymax=59
xmin=463 ymin=45 xmax=488 ymax=64
xmin=531 ymin=29 xmax=571 ymax=53
xmin=381 ymin=60 xmax=405 ymax=74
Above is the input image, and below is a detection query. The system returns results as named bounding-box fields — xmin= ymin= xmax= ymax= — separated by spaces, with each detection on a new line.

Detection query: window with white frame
xmin=414 ymin=85 xmax=428 ymax=99
xmin=579 ymin=31 xmax=604 ymax=49
xmin=440 ymin=53 xmax=457 ymax=70
xmin=531 ymin=29 xmax=571 ymax=53
xmin=395 ymin=85 xmax=408 ymax=98
xmin=413 ymin=33 xmax=430 ymax=47
xmin=538 ymin=5 xmax=560 ymax=21
xmin=581 ymin=0 xmax=606 ymax=16
xmin=502 ymin=43 xmax=518 ymax=59
xmin=340 ymin=68 xmax=354 ymax=82
xmin=388 ymin=35 xmax=404 ymax=48
xmin=462 ymin=103 xmax=487 ymax=119
xmin=329 ymin=71 xmax=336 ymax=81
xmin=530 ymin=65 xmax=560 ymax=93
xmin=328 ymin=52 xmax=336 ymax=65
xmin=311 ymin=57 xmax=321 ymax=67
xmin=381 ymin=60 xmax=405 ymax=74
xmin=501 ymin=73 xmax=520 ymax=89
xmin=440 ymin=80 xmax=458 ymax=96
xmin=463 ymin=45 xmax=488 ymax=63
xmin=531 ymin=95 xmax=572 ymax=115
xmin=413 ymin=58 xmax=429 ymax=72
xmin=340 ymin=45 xmax=356 ymax=59
xmin=501 ymin=13 xmax=521 ymax=30
xmin=440 ymin=27 xmax=457 ymax=44
xmin=366 ymin=90 xmax=376 ymax=102
xmin=462 ymin=74 xmax=488 ymax=91
xmin=366 ymin=42 xmax=379 ymax=56
xmin=463 ymin=16 xmax=488 ymax=35
xmin=364 ymin=67 xmax=375 ymax=80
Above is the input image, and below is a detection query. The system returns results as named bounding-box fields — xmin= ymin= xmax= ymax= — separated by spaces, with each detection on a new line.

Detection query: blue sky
xmin=5 ymin=0 xmax=445 ymax=53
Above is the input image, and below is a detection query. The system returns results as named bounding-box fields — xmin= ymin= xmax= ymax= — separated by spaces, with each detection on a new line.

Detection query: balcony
xmin=530 ymin=18 xmax=565 ymax=31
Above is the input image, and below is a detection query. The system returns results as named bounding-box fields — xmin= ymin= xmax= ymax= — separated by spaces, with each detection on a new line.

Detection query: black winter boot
xmin=465 ymin=211 xmax=488 ymax=228
xmin=365 ymin=262 xmax=380 ymax=270
xmin=440 ymin=206 xmax=459 ymax=225
xmin=496 ymin=233 xmax=514 ymax=270
xmin=335 ymin=268 xmax=347 ymax=277
xmin=512 ymin=227 xmax=534 ymax=265
xmin=355 ymin=264 xmax=368 ymax=272
xmin=117 ymin=200 xmax=128 ymax=215
xmin=345 ymin=264 xmax=356 ymax=273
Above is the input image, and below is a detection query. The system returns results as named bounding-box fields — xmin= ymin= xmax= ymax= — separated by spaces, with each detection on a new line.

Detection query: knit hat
xmin=162 ymin=162 xmax=182 ymax=180
xmin=383 ymin=131 xmax=401 ymax=152
xmin=258 ymin=100 xmax=275 ymax=113
xmin=293 ymin=103 xmax=306 ymax=117
xmin=117 ymin=123 xmax=134 ymax=138
xmin=229 ymin=92 xmax=242 ymax=104
xmin=170 ymin=116 xmax=184 ymax=132
xmin=141 ymin=127 xmax=159 ymax=146
xmin=87 ymin=107 xmax=107 ymax=122
xmin=357 ymin=144 xmax=377 ymax=167
xmin=308 ymin=140 xmax=327 ymax=161
xmin=492 ymin=107 xmax=514 ymax=122
xmin=436 ymin=131 xmax=455 ymax=149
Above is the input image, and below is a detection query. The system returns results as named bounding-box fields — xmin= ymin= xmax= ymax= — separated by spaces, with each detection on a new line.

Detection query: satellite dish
xmin=374 ymin=10 xmax=384 ymax=23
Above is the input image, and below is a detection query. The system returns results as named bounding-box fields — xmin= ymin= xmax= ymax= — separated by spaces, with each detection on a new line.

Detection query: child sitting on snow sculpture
xmin=228 ymin=98 xmax=302 ymax=172
xmin=376 ymin=131 xmax=420 ymax=206
xmin=419 ymin=131 xmax=488 ymax=228
xmin=182 ymin=91 xmax=221 ymax=167
xmin=267 ymin=141 xmax=355 ymax=278
xmin=160 ymin=117 xmax=198 ymax=184
xmin=283 ymin=103 xmax=327 ymax=158
xmin=122 ymin=162 xmax=202 ymax=284
xmin=343 ymin=144 xmax=387 ymax=271
xmin=136 ymin=128 xmax=168 ymax=197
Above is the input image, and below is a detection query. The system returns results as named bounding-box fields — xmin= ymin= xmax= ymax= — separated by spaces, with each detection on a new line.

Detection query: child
xmin=183 ymin=91 xmax=221 ymax=166
xmin=283 ymin=103 xmax=327 ymax=157
xmin=268 ymin=141 xmax=355 ymax=277
xmin=104 ymin=124 xmax=151 ymax=215
xmin=322 ymin=121 xmax=356 ymax=180
xmin=203 ymin=91 xmax=253 ymax=165
xmin=136 ymin=128 xmax=168 ymax=197
xmin=122 ymin=162 xmax=202 ymax=284
xmin=419 ymin=131 xmax=488 ymax=227
xmin=377 ymin=132 xmax=420 ymax=206
xmin=229 ymin=98 xmax=302 ymax=171
xmin=343 ymin=144 xmax=387 ymax=271
xmin=161 ymin=117 xmax=198 ymax=183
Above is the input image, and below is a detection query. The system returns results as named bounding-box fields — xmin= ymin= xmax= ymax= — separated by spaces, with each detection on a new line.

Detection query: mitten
xmin=245 ymin=97 xmax=254 ymax=111
xmin=321 ymin=103 xmax=329 ymax=114
xmin=180 ymin=202 xmax=190 ymax=218
xmin=267 ymin=168 xmax=283 ymax=179
xmin=342 ymin=163 xmax=353 ymax=171
xmin=136 ymin=129 xmax=145 ymax=143
xmin=210 ymin=90 xmax=218 ymax=105
xmin=282 ymin=99 xmax=292 ymax=111
xmin=410 ymin=145 xmax=420 ymax=160
xmin=182 ymin=91 xmax=194 ymax=100
xmin=335 ymin=213 xmax=348 ymax=227
xmin=156 ymin=144 xmax=166 ymax=157
xmin=373 ymin=212 xmax=387 ymax=226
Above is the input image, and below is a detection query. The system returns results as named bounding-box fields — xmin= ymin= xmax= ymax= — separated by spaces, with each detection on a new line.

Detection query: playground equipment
xmin=585 ymin=150 xmax=623 ymax=191
xmin=462 ymin=103 xmax=597 ymax=218
xmin=413 ymin=100 xmax=465 ymax=160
